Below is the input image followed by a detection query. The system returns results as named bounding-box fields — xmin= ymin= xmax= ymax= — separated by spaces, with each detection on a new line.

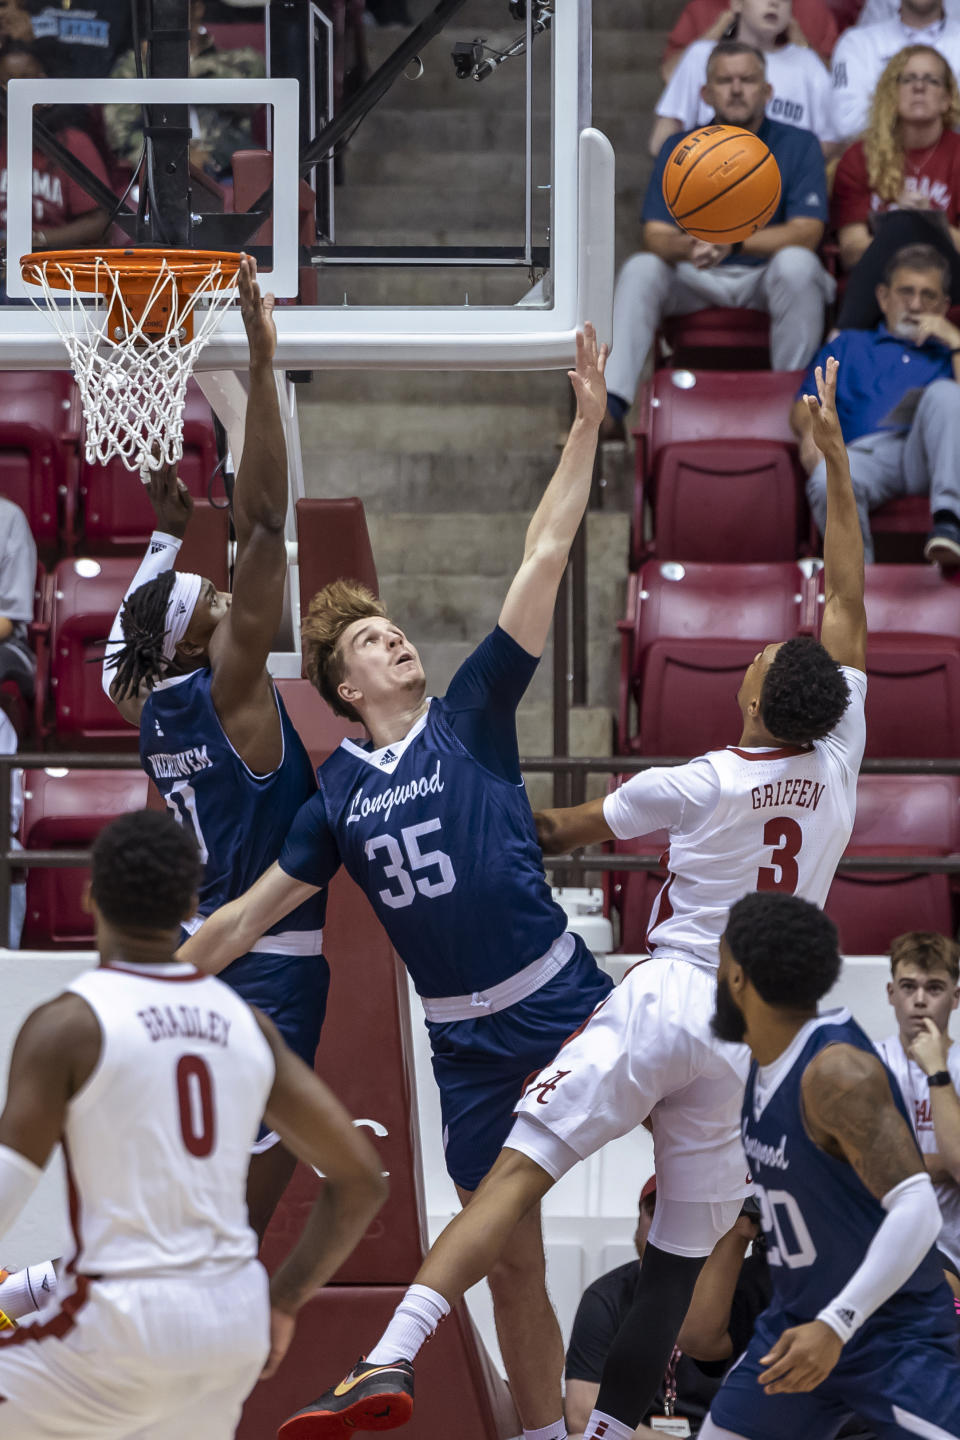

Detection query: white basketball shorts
xmin=0 ymin=1258 xmax=269 ymax=1439
xmin=509 ymin=954 xmax=752 ymax=1254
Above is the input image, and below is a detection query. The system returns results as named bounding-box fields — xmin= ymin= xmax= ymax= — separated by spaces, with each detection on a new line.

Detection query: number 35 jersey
xmin=280 ymin=699 xmax=570 ymax=999
xmin=62 ymin=961 xmax=275 ymax=1277
xmin=603 ymin=666 xmax=866 ymax=969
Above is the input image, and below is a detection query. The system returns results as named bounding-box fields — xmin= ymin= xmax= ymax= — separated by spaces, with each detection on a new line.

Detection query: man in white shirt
xmin=650 ymin=0 xmax=837 ymax=155
xmin=831 ymin=0 xmax=960 ymax=142
xmin=876 ymin=930 xmax=960 ymax=1273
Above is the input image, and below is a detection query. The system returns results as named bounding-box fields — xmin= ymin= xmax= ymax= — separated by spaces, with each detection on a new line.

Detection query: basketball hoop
xmin=20 ymin=248 xmax=241 ymax=481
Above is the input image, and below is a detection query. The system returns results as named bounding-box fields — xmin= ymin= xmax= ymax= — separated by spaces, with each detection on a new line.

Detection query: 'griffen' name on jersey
xmin=751 ymin=779 xmax=825 ymax=811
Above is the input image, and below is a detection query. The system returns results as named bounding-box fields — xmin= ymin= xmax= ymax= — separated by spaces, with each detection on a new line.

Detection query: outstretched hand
xmin=568 ymin=322 xmax=609 ymax=428
xmin=758 ymin=1319 xmax=843 ymax=1393
xmin=145 ymin=457 xmax=193 ymax=539
xmin=802 ymin=356 xmax=843 ymax=453
xmin=238 ymin=252 xmax=277 ymax=368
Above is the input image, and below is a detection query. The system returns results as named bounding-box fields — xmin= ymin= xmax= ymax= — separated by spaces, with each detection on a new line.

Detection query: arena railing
xmin=0 ymin=752 xmax=958 ymax=943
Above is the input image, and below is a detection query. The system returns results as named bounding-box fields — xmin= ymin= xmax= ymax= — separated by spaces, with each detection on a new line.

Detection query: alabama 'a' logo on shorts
xmin=527 ymin=1068 xmax=571 ymax=1104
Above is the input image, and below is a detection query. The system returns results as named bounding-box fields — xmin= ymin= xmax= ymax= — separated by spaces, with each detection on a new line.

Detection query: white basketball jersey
xmin=609 ymin=667 xmax=866 ymax=968
xmin=62 ymin=960 xmax=275 ymax=1277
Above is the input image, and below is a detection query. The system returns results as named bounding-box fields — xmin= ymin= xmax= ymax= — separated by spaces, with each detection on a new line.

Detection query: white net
xmin=24 ymin=253 xmax=237 ymax=481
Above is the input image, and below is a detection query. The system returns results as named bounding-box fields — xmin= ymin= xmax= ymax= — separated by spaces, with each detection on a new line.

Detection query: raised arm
xmin=208 ymin=256 xmax=288 ymax=715
xmin=254 ymin=1010 xmax=388 ymax=1378
xmin=795 ymin=358 xmax=866 ymax=671
xmin=498 ymin=325 xmax=607 ymax=658
xmin=909 ymin=1020 xmax=960 ymax=1186
xmin=177 ymin=862 xmax=320 ymax=976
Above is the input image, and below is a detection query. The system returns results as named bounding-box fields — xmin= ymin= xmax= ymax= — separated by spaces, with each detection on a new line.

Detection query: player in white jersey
xmin=0 ymin=810 xmax=386 ymax=1439
xmin=315 ymin=357 xmax=867 ymax=1440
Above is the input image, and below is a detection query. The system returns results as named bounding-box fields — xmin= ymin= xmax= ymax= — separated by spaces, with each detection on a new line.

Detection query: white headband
xmin=162 ymin=572 xmax=203 ymax=663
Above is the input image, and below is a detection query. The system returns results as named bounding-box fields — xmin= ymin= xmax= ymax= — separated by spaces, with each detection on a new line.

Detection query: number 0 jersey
xmin=743 ymin=1008 xmax=944 ymax=1324
xmin=604 ymin=666 xmax=866 ymax=968
xmin=140 ymin=668 xmax=326 ymax=945
xmin=62 ymin=962 xmax=275 ymax=1277
xmin=279 ymin=630 xmax=572 ymax=999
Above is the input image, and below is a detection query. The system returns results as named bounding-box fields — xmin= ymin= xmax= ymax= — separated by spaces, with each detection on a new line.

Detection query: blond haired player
xmin=0 ymin=810 xmax=386 ymax=1438
xmin=272 ymin=357 xmax=867 ymax=1440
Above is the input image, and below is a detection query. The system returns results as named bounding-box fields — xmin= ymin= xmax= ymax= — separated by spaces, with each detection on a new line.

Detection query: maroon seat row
xmin=618 ymin=560 xmax=960 ymax=760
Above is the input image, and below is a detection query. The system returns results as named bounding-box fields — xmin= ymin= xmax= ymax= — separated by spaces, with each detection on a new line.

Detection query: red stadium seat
xmin=869 ymin=497 xmax=932 ymax=564
xmin=813 ymin=566 xmax=960 ymax=758
xmin=0 ymin=371 xmax=82 ymax=553
xmin=825 ymin=776 xmax=960 ymax=953
xmin=20 ymin=766 xmax=149 ymax=947
xmin=295 ymin=499 xmax=379 ymax=674
xmin=632 ymin=369 xmax=805 ymax=565
xmin=621 ymin=561 xmax=808 ymax=752
xmin=658 ymin=309 xmax=770 ymax=370
xmin=79 ymin=382 xmax=222 ymax=553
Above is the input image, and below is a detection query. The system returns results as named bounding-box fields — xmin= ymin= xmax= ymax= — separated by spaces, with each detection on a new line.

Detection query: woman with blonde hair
xmin=832 ymin=44 xmax=960 ymax=327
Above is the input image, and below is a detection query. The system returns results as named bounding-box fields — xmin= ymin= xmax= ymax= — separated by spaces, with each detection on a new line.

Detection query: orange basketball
xmin=662 ymin=125 xmax=781 ymax=245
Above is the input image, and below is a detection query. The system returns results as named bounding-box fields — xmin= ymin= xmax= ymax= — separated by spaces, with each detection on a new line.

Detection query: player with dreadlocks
xmin=102 ymin=256 xmax=329 ymax=1236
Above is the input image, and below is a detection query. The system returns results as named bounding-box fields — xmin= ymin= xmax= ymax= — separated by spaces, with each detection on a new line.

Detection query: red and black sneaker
xmin=278 ymin=1358 xmax=415 ymax=1438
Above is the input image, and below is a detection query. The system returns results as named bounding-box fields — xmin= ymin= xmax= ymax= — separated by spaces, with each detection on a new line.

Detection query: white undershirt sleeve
xmin=101 ymin=530 xmax=182 ymax=698
xmin=602 ymin=758 xmax=721 ymax=840
xmin=0 ymin=1143 xmax=41 ymax=1239
xmin=817 ymin=1171 xmax=942 ymax=1343
xmin=655 ymin=43 xmax=704 ymax=126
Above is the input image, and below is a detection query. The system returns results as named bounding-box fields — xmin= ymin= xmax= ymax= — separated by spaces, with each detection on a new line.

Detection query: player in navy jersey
xmin=180 ymin=325 xmax=613 ymax=1440
xmin=99 ymin=257 xmax=327 ymax=1239
xmin=700 ymin=891 xmax=960 ymax=1440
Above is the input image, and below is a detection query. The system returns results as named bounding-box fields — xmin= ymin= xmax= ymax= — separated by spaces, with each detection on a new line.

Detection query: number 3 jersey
xmin=279 ymin=629 xmax=572 ymax=998
xmin=743 ymin=1008 xmax=945 ymax=1325
xmin=603 ymin=666 xmax=867 ymax=968
xmin=140 ymin=668 xmax=327 ymax=945
xmin=61 ymin=961 xmax=275 ymax=1277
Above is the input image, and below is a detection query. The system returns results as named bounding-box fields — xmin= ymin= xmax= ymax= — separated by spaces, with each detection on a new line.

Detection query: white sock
xmin=0 ymin=1261 xmax=57 ymax=1320
xmin=365 ymin=1283 xmax=450 ymax=1365
xmin=524 ymin=1423 xmax=568 ymax=1440
xmin=584 ymin=1411 xmax=633 ymax=1440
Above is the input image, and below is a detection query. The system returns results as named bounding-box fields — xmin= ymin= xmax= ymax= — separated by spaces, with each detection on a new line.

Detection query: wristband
xmin=927 ymin=1070 xmax=953 ymax=1088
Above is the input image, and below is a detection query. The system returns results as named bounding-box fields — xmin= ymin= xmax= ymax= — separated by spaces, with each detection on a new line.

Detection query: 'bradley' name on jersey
xmin=346 ymin=758 xmax=444 ymax=826
xmin=137 ymin=1004 xmax=231 ymax=1046
xmin=751 ymin=778 xmax=825 ymax=812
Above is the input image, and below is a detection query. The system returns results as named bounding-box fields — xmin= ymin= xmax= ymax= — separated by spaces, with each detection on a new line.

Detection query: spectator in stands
xmin=650 ymin=0 xmax=837 ymax=156
xmin=859 ymin=0 xmax=960 ymax=22
xmin=662 ymin=0 xmax=837 ymax=78
xmin=0 ymin=38 xmax=111 ymax=259
xmin=603 ymin=43 xmax=831 ymax=441
xmin=832 ymin=45 xmax=960 ymax=329
xmin=793 ymin=244 xmax=960 ymax=566
xmin=565 ymin=1178 xmax=726 ymax=1439
xmin=0 ymin=497 xmax=36 ymax=707
xmin=0 ymin=0 xmax=132 ymax=77
xmin=830 ymin=0 xmax=960 ymax=145
xmin=876 ymin=932 xmax=960 ymax=1276
xmin=107 ymin=0 xmax=264 ymax=183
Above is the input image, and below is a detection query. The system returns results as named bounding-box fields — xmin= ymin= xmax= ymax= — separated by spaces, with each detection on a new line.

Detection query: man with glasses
xmin=831 ymin=0 xmax=960 ymax=143
xmin=792 ymin=242 xmax=960 ymax=566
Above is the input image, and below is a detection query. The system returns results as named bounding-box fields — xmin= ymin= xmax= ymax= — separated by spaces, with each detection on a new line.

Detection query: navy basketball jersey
xmin=742 ymin=1008 xmax=944 ymax=1323
xmin=140 ymin=669 xmax=326 ymax=939
xmin=282 ymin=699 xmax=569 ymax=998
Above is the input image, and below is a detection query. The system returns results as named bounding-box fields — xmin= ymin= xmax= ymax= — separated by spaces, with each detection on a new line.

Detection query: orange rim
xmin=20 ymin=248 xmax=241 ymax=297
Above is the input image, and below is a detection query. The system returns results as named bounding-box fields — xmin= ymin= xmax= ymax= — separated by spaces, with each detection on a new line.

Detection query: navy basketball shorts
xmin=219 ymin=950 xmax=331 ymax=1068
xmin=709 ymin=1294 xmax=960 ymax=1440
xmin=426 ymin=936 xmax=613 ymax=1191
